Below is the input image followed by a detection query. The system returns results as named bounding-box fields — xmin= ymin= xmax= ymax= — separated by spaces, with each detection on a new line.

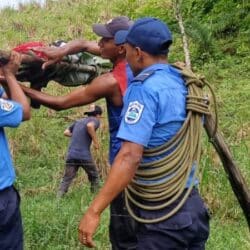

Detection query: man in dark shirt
xmin=57 ymin=104 xmax=102 ymax=197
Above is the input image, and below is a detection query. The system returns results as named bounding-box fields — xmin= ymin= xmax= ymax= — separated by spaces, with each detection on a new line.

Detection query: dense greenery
xmin=1 ymin=0 xmax=249 ymax=249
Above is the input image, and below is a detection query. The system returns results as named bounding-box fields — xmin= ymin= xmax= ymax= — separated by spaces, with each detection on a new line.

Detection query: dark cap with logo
xmin=114 ymin=17 xmax=172 ymax=55
xmin=92 ymin=16 xmax=133 ymax=38
xmin=84 ymin=105 xmax=103 ymax=116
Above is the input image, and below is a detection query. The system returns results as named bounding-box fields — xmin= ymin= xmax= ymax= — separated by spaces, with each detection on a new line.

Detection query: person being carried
xmin=58 ymin=104 xmax=102 ymax=197
xmin=0 ymin=40 xmax=111 ymax=108
xmin=20 ymin=16 xmax=137 ymax=250
xmin=0 ymin=51 xmax=31 ymax=249
xmin=78 ymin=17 xmax=210 ymax=249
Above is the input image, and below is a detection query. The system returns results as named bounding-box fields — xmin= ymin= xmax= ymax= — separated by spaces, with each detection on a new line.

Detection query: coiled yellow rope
xmin=125 ymin=66 xmax=217 ymax=223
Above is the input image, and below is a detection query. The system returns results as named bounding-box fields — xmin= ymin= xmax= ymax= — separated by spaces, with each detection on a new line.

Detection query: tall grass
xmin=1 ymin=0 xmax=249 ymax=249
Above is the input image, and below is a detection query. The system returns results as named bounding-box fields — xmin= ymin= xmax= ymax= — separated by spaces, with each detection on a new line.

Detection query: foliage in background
xmin=0 ymin=0 xmax=249 ymax=249
xmin=181 ymin=0 xmax=249 ymax=61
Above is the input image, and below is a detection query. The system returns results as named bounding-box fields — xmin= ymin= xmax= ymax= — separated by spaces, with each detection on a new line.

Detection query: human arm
xmin=86 ymin=121 xmax=99 ymax=149
xmin=0 ymin=68 xmax=10 ymax=97
xmin=63 ymin=128 xmax=72 ymax=137
xmin=21 ymin=73 xmax=120 ymax=110
xmin=34 ymin=39 xmax=100 ymax=69
xmin=54 ymin=39 xmax=100 ymax=56
xmin=78 ymin=141 xmax=143 ymax=247
xmin=1 ymin=51 xmax=30 ymax=121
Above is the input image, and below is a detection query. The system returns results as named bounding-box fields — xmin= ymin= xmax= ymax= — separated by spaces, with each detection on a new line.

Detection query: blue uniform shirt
xmin=117 ymin=64 xmax=197 ymax=187
xmin=0 ymin=87 xmax=23 ymax=190
xmin=118 ymin=64 xmax=187 ymax=149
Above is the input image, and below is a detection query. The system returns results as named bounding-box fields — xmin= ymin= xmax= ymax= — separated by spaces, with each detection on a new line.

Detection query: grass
xmin=1 ymin=0 xmax=249 ymax=249
xmin=22 ymin=186 xmax=110 ymax=250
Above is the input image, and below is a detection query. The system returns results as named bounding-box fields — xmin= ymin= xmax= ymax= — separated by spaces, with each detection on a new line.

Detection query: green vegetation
xmin=1 ymin=0 xmax=249 ymax=249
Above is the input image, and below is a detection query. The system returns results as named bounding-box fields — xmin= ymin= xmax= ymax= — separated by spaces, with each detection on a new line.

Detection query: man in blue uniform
xmin=78 ymin=17 xmax=210 ymax=249
xmin=58 ymin=104 xmax=102 ymax=196
xmin=0 ymin=51 xmax=31 ymax=249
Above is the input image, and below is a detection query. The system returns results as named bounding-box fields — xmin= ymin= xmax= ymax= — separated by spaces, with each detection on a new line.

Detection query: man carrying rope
xmin=78 ymin=17 xmax=210 ymax=249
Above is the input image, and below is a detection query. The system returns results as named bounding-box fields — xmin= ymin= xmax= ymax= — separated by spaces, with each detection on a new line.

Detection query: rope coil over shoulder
xmin=125 ymin=65 xmax=217 ymax=223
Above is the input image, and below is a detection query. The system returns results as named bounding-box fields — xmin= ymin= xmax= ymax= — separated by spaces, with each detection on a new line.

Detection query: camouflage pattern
xmin=16 ymin=52 xmax=111 ymax=89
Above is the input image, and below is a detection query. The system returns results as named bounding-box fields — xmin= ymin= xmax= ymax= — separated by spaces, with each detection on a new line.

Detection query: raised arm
xmin=1 ymin=51 xmax=30 ymax=121
xmin=21 ymin=72 xmax=120 ymax=111
xmin=34 ymin=39 xmax=100 ymax=69
xmin=56 ymin=39 xmax=100 ymax=56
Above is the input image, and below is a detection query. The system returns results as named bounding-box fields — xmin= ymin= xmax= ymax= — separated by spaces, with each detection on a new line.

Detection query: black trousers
xmin=109 ymin=192 xmax=138 ymax=250
xmin=0 ymin=186 xmax=23 ymax=250
xmin=58 ymin=158 xmax=99 ymax=194
xmin=135 ymin=189 xmax=210 ymax=250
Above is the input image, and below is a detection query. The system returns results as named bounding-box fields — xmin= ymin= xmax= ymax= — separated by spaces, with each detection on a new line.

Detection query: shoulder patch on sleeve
xmin=133 ymin=70 xmax=155 ymax=83
xmin=0 ymin=99 xmax=14 ymax=112
xmin=125 ymin=101 xmax=144 ymax=124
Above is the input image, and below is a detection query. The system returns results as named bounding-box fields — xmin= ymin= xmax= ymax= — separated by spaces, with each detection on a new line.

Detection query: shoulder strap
xmin=132 ymin=70 xmax=155 ymax=83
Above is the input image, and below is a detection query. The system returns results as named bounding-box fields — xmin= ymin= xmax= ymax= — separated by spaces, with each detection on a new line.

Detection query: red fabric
xmin=13 ymin=41 xmax=47 ymax=59
xmin=112 ymin=60 xmax=127 ymax=96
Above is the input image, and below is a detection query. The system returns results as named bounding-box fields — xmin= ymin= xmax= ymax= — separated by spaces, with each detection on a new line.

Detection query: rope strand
xmin=125 ymin=65 xmax=217 ymax=223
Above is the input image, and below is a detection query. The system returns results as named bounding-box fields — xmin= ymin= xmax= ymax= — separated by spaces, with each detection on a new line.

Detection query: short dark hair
xmin=84 ymin=105 xmax=103 ymax=116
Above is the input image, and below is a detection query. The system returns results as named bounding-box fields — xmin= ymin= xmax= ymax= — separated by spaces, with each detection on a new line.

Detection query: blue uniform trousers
xmin=135 ymin=188 xmax=210 ymax=250
xmin=110 ymin=192 xmax=138 ymax=250
xmin=0 ymin=186 xmax=23 ymax=250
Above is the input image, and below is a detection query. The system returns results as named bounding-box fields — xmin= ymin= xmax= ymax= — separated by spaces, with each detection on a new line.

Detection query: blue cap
xmin=115 ymin=17 xmax=172 ymax=55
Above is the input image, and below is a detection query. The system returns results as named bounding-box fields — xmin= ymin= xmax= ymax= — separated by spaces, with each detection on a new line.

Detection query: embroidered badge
xmin=0 ymin=99 xmax=14 ymax=112
xmin=125 ymin=101 xmax=144 ymax=124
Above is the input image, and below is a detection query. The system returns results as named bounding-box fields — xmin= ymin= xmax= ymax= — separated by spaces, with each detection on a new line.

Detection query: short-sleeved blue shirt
xmin=118 ymin=64 xmax=187 ymax=150
xmin=117 ymin=64 xmax=197 ymax=187
xmin=0 ymin=87 xmax=23 ymax=190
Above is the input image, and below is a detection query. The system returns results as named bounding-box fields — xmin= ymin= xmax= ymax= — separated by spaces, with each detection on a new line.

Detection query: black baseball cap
xmin=92 ymin=16 xmax=133 ymax=38
xmin=84 ymin=105 xmax=103 ymax=116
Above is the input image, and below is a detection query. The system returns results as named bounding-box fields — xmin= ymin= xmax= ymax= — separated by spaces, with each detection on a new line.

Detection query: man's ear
xmin=118 ymin=44 xmax=126 ymax=55
xmin=135 ymin=47 xmax=143 ymax=62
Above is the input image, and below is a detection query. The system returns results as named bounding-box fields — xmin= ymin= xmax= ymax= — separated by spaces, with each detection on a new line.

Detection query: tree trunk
xmin=204 ymin=115 xmax=250 ymax=228
xmin=173 ymin=0 xmax=191 ymax=69
xmin=173 ymin=0 xmax=250 ymax=229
